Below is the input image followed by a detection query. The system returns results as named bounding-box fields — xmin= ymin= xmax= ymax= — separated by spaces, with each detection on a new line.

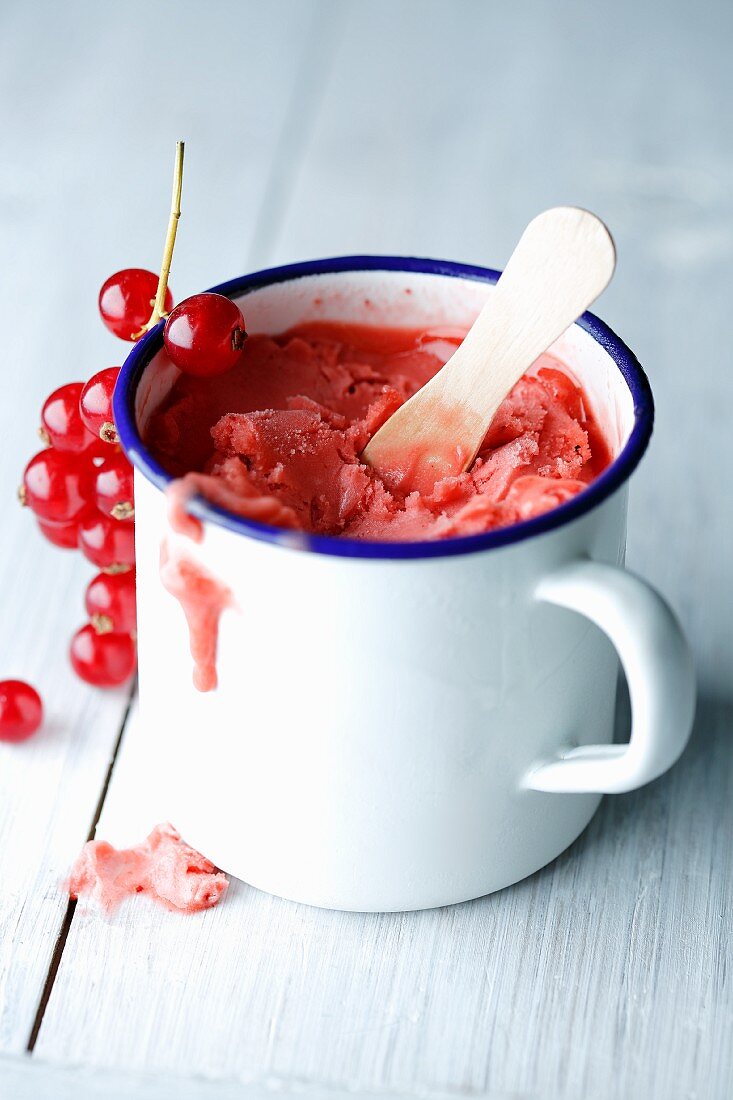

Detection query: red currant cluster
xmin=15 ymin=268 xmax=166 ymax=708
xmin=6 ymin=247 xmax=248 ymax=741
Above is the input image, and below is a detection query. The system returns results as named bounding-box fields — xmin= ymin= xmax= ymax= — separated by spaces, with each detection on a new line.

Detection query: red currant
xmin=99 ymin=268 xmax=173 ymax=341
xmin=163 ymin=293 xmax=247 ymax=377
xmin=21 ymin=448 xmax=94 ymax=523
xmin=37 ymin=515 xmax=82 ymax=549
xmin=85 ymin=571 xmax=137 ymax=635
xmin=80 ymin=367 xmax=120 ymax=444
xmin=40 ymin=382 xmax=98 ymax=453
xmin=95 ymin=453 xmax=134 ymax=521
xmin=78 ymin=511 xmax=135 ymax=570
xmin=0 ymin=680 xmax=43 ymax=742
xmin=70 ymin=625 xmax=136 ymax=688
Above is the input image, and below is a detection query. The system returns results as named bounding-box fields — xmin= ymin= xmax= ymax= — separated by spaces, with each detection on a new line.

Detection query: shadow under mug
xmin=114 ymin=256 xmax=696 ymax=912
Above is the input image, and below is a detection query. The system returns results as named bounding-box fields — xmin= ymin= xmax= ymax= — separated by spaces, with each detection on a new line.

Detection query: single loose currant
xmin=78 ymin=511 xmax=135 ymax=571
xmin=79 ymin=367 xmax=121 ymax=444
xmin=85 ymin=570 xmax=137 ymax=635
xmin=40 ymin=382 xmax=98 ymax=453
xmin=70 ymin=625 xmax=136 ymax=688
xmin=21 ymin=449 xmax=94 ymax=523
xmin=0 ymin=680 xmax=43 ymax=742
xmin=95 ymin=452 xmax=134 ymax=521
xmin=99 ymin=269 xmax=174 ymax=341
xmin=163 ymin=293 xmax=247 ymax=377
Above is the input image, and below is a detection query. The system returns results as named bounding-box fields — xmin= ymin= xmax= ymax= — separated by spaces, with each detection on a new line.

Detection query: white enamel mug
xmin=115 ymin=256 xmax=695 ymax=912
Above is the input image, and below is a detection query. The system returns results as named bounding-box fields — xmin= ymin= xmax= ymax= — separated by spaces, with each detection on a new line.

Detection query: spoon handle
xmin=444 ymin=207 xmax=616 ymax=432
xmin=363 ymin=207 xmax=616 ymax=493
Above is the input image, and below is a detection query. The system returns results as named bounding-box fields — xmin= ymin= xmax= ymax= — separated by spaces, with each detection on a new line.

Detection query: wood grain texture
xmin=0 ymin=1053 xmax=518 ymax=1100
xmin=33 ymin=700 xmax=733 ymax=1100
xmin=3 ymin=0 xmax=733 ymax=1097
xmin=0 ymin=0 xmax=328 ymax=1058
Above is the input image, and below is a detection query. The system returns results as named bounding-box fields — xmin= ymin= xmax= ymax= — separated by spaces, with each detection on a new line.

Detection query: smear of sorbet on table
xmin=68 ymin=822 xmax=228 ymax=913
xmin=146 ymin=321 xmax=612 ymax=542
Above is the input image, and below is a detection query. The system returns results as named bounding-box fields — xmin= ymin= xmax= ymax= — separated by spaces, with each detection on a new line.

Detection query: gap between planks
xmin=26 ymin=685 xmax=138 ymax=1054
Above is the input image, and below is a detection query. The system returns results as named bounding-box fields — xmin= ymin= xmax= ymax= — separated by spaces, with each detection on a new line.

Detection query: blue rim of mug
xmin=113 ymin=255 xmax=654 ymax=560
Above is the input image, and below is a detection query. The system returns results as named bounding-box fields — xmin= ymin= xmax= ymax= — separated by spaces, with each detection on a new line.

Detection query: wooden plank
xmin=32 ymin=696 xmax=733 ymax=1099
xmin=29 ymin=0 xmax=733 ymax=1097
xmin=0 ymin=0 xmax=320 ymax=1055
xmin=0 ymin=1052 xmax=520 ymax=1100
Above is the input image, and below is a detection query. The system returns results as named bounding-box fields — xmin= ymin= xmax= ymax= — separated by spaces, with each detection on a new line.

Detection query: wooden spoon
xmin=362 ymin=207 xmax=616 ymax=494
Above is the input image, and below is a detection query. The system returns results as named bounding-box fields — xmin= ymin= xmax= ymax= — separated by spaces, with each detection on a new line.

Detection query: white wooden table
xmin=1 ymin=1 xmax=731 ymax=1097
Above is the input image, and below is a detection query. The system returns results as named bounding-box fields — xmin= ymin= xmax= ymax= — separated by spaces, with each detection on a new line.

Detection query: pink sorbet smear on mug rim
xmin=159 ymin=537 xmax=234 ymax=692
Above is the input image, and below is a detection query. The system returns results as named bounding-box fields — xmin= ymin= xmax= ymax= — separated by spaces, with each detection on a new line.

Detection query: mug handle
xmin=524 ymin=559 xmax=695 ymax=794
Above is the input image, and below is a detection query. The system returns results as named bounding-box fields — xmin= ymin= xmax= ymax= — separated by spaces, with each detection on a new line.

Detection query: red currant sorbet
xmin=0 ymin=680 xmax=43 ymax=742
xmin=70 ymin=625 xmax=136 ymax=688
xmin=85 ymin=571 xmax=137 ymax=635
xmin=41 ymin=382 xmax=97 ymax=453
xmin=99 ymin=268 xmax=173 ymax=341
xmin=22 ymin=448 xmax=95 ymax=523
xmin=163 ymin=293 xmax=247 ymax=378
xmin=80 ymin=368 xmax=121 ymax=444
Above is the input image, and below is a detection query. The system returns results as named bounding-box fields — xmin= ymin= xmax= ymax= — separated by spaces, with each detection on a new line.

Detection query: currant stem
xmin=91 ymin=613 xmax=114 ymax=635
xmin=134 ymin=141 xmax=185 ymax=339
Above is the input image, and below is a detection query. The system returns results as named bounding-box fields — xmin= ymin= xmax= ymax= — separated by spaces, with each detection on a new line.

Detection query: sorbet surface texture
xmin=146 ymin=323 xmax=611 ymax=541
